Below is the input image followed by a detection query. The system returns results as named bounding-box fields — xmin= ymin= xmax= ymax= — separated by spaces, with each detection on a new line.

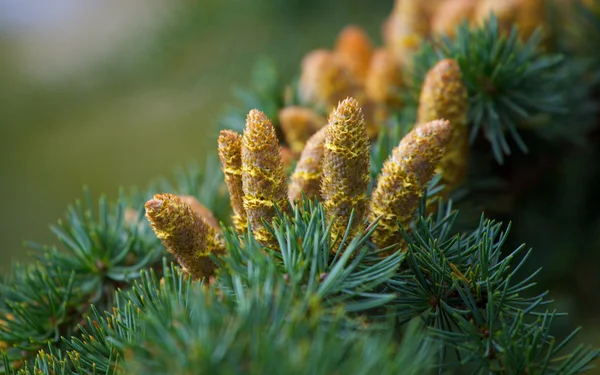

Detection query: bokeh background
xmin=1 ymin=0 xmax=599 ymax=356
xmin=0 ymin=0 xmax=392 ymax=271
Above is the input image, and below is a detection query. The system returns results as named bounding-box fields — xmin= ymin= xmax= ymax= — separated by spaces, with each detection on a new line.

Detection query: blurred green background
xmin=0 ymin=0 xmax=392 ymax=272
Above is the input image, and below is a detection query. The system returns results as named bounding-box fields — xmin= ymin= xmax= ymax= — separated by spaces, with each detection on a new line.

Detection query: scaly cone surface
xmin=218 ymin=130 xmax=247 ymax=233
xmin=145 ymin=193 xmax=225 ymax=280
xmin=288 ymin=126 xmax=328 ymax=203
xmin=241 ymin=109 xmax=289 ymax=247
xmin=370 ymin=120 xmax=452 ymax=254
xmin=179 ymin=195 xmax=221 ymax=232
xmin=322 ymin=97 xmax=370 ymax=248
xmin=417 ymin=59 xmax=468 ymax=194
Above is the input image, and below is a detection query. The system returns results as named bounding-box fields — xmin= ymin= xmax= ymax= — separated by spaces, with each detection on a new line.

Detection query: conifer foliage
xmin=2 ymin=1 xmax=600 ymax=374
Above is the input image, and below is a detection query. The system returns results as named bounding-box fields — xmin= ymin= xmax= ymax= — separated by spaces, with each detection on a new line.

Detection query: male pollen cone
xmin=383 ymin=0 xmax=431 ymax=68
xmin=321 ymin=97 xmax=370 ymax=248
xmin=145 ymin=193 xmax=225 ymax=280
xmin=365 ymin=48 xmax=404 ymax=107
xmin=475 ymin=0 xmax=519 ymax=34
xmin=417 ymin=59 xmax=468 ymax=194
xmin=333 ymin=25 xmax=374 ymax=83
xmin=218 ymin=130 xmax=247 ymax=233
xmin=370 ymin=120 xmax=452 ymax=254
xmin=241 ymin=109 xmax=289 ymax=247
xmin=289 ymin=126 xmax=328 ymax=203
xmin=430 ymin=0 xmax=477 ymax=38
xmin=298 ymin=50 xmax=360 ymax=110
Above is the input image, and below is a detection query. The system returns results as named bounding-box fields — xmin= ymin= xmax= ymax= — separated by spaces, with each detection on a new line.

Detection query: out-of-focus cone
xmin=333 ymin=25 xmax=374 ymax=84
xmin=279 ymin=106 xmax=326 ymax=155
xmin=361 ymin=98 xmax=390 ymax=140
xmin=383 ymin=0 xmax=431 ymax=68
xmin=475 ymin=0 xmax=520 ymax=34
xmin=431 ymin=0 xmax=478 ymax=38
xmin=365 ymin=48 xmax=404 ymax=108
xmin=298 ymin=50 xmax=360 ymax=110
xmin=516 ymin=0 xmax=547 ymax=40
xmin=280 ymin=146 xmax=296 ymax=171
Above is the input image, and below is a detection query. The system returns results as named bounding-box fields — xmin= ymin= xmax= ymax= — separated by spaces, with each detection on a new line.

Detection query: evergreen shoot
xmin=2 ymin=1 xmax=600 ymax=374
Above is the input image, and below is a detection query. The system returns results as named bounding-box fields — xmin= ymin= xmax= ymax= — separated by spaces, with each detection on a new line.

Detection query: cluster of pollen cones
xmin=145 ymin=82 xmax=466 ymax=280
xmin=141 ymin=0 xmax=492 ymax=281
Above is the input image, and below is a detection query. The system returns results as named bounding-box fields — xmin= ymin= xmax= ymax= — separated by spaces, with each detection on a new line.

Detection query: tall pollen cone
xmin=298 ymin=50 xmax=360 ymax=110
xmin=417 ymin=59 xmax=468 ymax=194
xmin=322 ymin=98 xmax=370 ymax=247
xmin=370 ymin=120 xmax=452 ymax=254
xmin=241 ymin=109 xmax=289 ymax=247
xmin=383 ymin=0 xmax=431 ymax=69
xmin=431 ymin=0 xmax=477 ymax=38
xmin=145 ymin=193 xmax=225 ymax=280
xmin=278 ymin=106 xmax=326 ymax=155
xmin=218 ymin=130 xmax=247 ymax=233
xmin=289 ymin=126 xmax=328 ymax=203
xmin=333 ymin=25 xmax=374 ymax=83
